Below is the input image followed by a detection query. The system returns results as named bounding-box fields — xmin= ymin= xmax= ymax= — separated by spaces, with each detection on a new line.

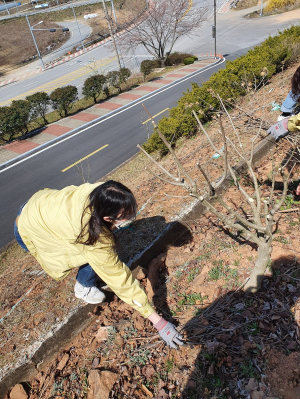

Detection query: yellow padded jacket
xmin=18 ymin=183 xmax=155 ymax=318
xmin=288 ymin=114 xmax=300 ymax=132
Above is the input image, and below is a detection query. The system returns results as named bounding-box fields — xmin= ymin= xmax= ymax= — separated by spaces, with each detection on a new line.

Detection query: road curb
xmin=0 ymin=56 xmax=224 ymax=172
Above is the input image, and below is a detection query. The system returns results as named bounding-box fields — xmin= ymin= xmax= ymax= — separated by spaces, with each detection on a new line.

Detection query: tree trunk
xmin=243 ymin=241 xmax=272 ymax=293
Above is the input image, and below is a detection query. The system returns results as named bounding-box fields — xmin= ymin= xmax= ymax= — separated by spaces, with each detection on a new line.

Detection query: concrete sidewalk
xmin=0 ymin=57 xmax=221 ymax=168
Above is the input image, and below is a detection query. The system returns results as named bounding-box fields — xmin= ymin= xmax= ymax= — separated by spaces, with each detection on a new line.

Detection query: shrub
xmin=142 ymin=25 xmax=300 ymax=154
xmin=107 ymin=70 xmax=120 ymax=92
xmin=11 ymin=100 xmax=31 ymax=133
xmin=82 ymin=74 xmax=107 ymax=103
xmin=165 ymin=52 xmax=196 ymax=66
xmin=143 ymin=102 xmax=199 ymax=155
xmin=50 ymin=86 xmax=78 ymax=117
xmin=183 ymin=57 xmax=195 ymax=65
xmin=119 ymin=67 xmax=131 ymax=85
xmin=26 ymin=92 xmax=50 ymax=124
xmin=265 ymin=0 xmax=295 ymax=12
xmin=106 ymin=68 xmax=131 ymax=93
xmin=0 ymin=105 xmax=29 ymax=143
xmin=140 ymin=60 xmax=156 ymax=80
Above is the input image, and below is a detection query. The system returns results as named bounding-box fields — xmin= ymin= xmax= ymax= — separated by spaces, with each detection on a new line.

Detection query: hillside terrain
xmin=2 ymin=60 xmax=300 ymax=399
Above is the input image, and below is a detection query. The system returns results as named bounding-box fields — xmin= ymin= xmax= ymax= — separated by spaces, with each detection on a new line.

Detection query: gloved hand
xmin=154 ymin=318 xmax=183 ymax=349
xmin=267 ymin=118 xmax=289 ymax=140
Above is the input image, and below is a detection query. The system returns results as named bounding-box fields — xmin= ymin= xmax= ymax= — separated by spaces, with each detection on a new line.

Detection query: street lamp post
xmin=70 ymin=1 xmax=85 ymax=51
xmin=212 ymin=0 xmax=217 ymax=58
xmin=102 ymin=0 xmax=122 ymax=70
xmin=26 ymin=16 xmax=69 ymax=70
xmin=26 ymin=17 xmax=45 ymax=69
xmin=111 ymin=0 xmax=117 ymax=28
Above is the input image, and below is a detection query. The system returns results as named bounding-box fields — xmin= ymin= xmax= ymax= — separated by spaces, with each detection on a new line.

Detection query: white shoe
xmin=277 ymin=113 xmax=292 ymax=122
xmin=74 ymin=281 xmax=106 ymax=304
xmin=277 ymin=114 xmax=286 ymax=121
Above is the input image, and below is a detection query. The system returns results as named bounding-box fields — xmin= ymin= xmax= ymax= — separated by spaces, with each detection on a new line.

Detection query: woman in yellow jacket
xmin=14 ymin=180 xmax=183 ymax=349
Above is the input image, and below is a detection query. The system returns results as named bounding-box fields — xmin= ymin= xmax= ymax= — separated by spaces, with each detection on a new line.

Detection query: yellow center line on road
xmin=61 ymin=144 xmax=109 ymax=172
xmin=180 ymin=0 xmax=193 ymax=21
xmin=0 ymin=57 xmax=116 ymax=107
xmin=142 ymin=108 xmax=169 ymax=124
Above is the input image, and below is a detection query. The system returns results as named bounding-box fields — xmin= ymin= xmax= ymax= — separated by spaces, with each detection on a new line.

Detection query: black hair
xmin=76 ymin=180 xmax=137 ymax=246
xmin=291 ymin=66 xmax=300 ymax=100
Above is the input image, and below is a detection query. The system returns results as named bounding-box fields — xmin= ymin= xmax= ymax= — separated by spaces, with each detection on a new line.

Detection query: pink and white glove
xmin=154 ymin=317 xmax=183 ymax=349
xmin=267 ymin=118 xmax=289 ymax=140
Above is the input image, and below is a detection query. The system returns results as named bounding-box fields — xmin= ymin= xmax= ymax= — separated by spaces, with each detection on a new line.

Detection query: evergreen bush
xmin=183 ymin=57 xmax=195 ymax=65
xmin=11 ymin=100 xmax=31 ymax=133
xmin=165 ymin=52 xmax=196 ymax=66
xmin=140 ymin=60 xmax=157 ymax=80
xmin=50 ymin=86 xmax=78 ymax=117
xmin=83 ymin=74 xmax=107 ymax=103
xmin=119 ymin=67 xmax=131 ymax=86
xmin=26 ymin=92 xmax=50 ymax=124
xmin=0 ymin=104 xmax=29 ymax=143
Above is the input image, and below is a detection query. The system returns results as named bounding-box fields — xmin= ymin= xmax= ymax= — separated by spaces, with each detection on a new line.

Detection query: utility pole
xmin=260 ymin=0 xmax=263 ymax=16
xmin=212 ymin=0 xmax=216 ymax=58
xmin=101 ymin=0 xmax=122 ymax=70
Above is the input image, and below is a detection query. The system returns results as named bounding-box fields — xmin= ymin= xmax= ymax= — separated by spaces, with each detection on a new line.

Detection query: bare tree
xmin=120 ymin=0 xmax=208 ymax=66
xmin=137 ymin=104 xmax=295 ymax=293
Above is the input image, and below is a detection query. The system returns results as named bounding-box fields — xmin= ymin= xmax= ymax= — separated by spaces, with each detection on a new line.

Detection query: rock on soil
xmin=9 ymin=384 xmax=28 ymax=399
xmin=87 ymin=370 xmax=117 ymax=399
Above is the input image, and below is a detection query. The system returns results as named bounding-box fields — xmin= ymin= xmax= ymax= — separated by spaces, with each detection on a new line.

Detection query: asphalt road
xmin=0 ymin=57 xmax=231 ymax=249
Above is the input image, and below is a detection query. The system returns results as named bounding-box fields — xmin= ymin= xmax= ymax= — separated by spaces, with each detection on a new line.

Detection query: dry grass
xmin=0 ymin=18 xmax=70 ymax=73
xmin=233 ymin=0 xmax=261 ymax=10
xmin=264 ymin=0 xmax=300 ymax=13
xmin=245 ymin=0 xmax=300 ymax=16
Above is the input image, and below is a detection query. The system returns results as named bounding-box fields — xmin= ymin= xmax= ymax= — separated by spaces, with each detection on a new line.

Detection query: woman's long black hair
xmin=291 ymin=66 xmax=300 ymax=100
xmin=76 ymin=180 xmax=137 ymax=246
